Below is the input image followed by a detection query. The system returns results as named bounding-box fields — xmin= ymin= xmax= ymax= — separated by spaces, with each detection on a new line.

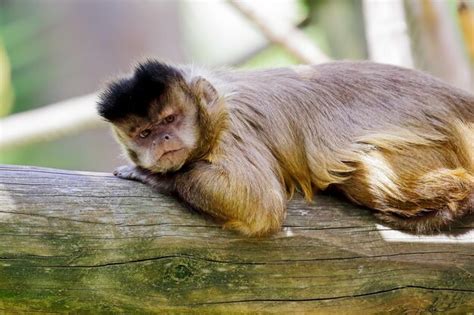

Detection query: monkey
xmin=97 ymin=60 xmax=474 ymax=236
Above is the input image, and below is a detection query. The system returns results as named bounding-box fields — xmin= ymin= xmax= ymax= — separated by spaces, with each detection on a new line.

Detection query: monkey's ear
xmin=192 ymin=77 xmax=219 ymax=105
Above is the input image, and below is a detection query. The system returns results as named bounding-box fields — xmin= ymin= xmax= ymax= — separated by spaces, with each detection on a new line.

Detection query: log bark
xmin=0 ymin=165 xmax=473 ymax=313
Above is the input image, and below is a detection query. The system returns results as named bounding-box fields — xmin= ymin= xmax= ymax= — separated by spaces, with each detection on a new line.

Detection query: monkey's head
xmin=97 ymin=60 xmax=226 ymax=173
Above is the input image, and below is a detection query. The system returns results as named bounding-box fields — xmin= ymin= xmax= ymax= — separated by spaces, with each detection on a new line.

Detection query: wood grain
xmin=0 ymin=165 xmax=473 ymax=313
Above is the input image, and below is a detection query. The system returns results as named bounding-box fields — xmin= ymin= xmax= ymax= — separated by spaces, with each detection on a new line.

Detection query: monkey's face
xmin=114 ymin=100 xmax=198 ymax=173
xmin=97 ymin=60 xmax=223 ymax=173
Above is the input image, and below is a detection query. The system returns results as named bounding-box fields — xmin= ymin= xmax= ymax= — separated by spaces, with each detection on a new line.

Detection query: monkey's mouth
xmin=160 ymin=148 xmax=185 ymax=159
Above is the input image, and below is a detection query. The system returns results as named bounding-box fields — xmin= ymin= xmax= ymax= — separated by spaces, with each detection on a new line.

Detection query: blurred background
xmin=0 ymin=0 xmax=473 ymax=172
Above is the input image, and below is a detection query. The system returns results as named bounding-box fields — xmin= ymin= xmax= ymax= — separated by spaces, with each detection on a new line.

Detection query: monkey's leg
xmin=173 ymin=161 xmax=287 ymax=236
xmin=339 ymin=148 xmax=474 ymax=232
xmin=114 ymin=165 xmax=174 ymax=193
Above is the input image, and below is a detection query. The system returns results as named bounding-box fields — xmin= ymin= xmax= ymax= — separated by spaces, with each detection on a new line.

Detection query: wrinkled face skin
xmin=113 ymin=90 xmax=199 ymax=173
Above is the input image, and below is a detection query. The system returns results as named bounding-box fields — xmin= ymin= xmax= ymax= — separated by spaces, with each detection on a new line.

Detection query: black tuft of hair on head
xmin=97 ymin=60 xmax=183 ymax=122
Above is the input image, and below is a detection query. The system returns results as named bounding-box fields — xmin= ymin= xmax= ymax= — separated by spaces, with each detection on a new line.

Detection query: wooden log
xmin=0 ymin=165 xmax=473 ymax=313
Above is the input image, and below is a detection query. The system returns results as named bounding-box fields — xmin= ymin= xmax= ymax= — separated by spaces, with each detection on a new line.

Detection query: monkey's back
xmin=217 ymin=61 xmax=474 ymax=190
xmin=221 ymin=61 xmax=474 ymax=143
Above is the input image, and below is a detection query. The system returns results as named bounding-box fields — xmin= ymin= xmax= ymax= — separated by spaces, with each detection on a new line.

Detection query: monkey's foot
xmin=223 ymin=219 xmax=280 ymax=237
xmin=113 ymin=165 xmax=148 ymax=183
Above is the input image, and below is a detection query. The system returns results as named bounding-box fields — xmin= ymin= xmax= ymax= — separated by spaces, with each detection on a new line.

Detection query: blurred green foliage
xmin=0 ymin=38 xmax=13 ymax=116
xmin=0 ymin=1 xmax=50 ymax=113
xmin=0 ymin=2 xmax=54 ymax=166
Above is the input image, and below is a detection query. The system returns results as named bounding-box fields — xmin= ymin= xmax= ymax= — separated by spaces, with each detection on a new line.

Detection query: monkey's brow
xmin=157 ymin=106 xmax=176 ymax=118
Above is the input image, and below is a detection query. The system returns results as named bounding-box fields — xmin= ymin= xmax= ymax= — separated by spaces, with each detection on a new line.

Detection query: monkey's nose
xmin=162 ymin=134 xmax=171 ymax=141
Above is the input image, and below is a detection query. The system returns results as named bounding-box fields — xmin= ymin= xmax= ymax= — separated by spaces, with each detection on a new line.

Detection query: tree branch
xmin=0 ymin=93 xmax=104 ymax=150
xmin=228 ymin=0 xmax=330 ymax=64
xmin=0 ymin=165 xmax=473 ymax=312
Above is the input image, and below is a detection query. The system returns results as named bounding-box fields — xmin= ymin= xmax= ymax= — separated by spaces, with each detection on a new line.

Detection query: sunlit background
xmin=0 ymin=0 xmax=472 ymax=172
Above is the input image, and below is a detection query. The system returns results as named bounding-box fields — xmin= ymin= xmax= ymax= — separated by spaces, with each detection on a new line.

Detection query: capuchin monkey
xmin=97 ymin=60 xmax=474 ymax=236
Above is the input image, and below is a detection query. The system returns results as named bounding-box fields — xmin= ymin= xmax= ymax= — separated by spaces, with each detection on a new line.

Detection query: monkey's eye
xmin=164 ymin=115 xmax=175 ymax=124
xmin=139 ymin=129 xmax=151 ymax=138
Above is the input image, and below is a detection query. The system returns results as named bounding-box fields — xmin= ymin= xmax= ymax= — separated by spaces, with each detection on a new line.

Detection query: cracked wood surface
xmin=0 ymin=165 xmax=473 ymax=313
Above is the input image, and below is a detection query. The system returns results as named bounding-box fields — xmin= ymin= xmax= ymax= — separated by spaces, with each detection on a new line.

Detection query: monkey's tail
xmin=375 ymin=191 xmax=474 ymax=233
xmin=374 ymin=165 xmax=474 ymax=233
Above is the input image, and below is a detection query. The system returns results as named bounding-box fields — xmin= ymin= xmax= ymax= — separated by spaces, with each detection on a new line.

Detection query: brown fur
xmin=103 ymin=61 xmax=474 ymax=236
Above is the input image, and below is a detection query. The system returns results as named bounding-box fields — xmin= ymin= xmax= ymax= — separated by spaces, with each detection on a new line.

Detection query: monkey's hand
xmin=113 ymin=165 xmax=174 ymax=193
xmin=114 ymin=165 xmax=149 ymax=182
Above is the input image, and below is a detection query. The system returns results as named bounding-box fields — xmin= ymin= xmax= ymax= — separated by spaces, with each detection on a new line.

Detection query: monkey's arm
xmin=173 ymin=161 xmax=287 ymax=236
xmin=114 ymin=162 xmax=287 ymax=236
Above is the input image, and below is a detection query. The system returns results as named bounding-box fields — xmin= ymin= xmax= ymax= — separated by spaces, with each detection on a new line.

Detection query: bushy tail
xmin=375 ymin=189 xmax=474 ymax=233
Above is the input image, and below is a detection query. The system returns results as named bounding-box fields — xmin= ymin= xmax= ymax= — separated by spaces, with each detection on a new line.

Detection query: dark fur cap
xmin=97 ymin=60 xmax=183 ymax=121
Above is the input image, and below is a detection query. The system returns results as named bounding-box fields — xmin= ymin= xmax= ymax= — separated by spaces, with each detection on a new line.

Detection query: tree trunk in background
xmin=405 ymin=0 xmax=471 ymax=91
xmin=306 ymin=0 xmax=368 ymax=60
xmin=363 ymin=0 xmax=413 ymax=68
xmin=458 ymin=0 xmax=474 ymax=91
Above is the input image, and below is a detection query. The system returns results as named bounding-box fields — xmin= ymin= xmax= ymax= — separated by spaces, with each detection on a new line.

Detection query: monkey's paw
xmin=113 ymin=165 xmax=146 ymax=182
